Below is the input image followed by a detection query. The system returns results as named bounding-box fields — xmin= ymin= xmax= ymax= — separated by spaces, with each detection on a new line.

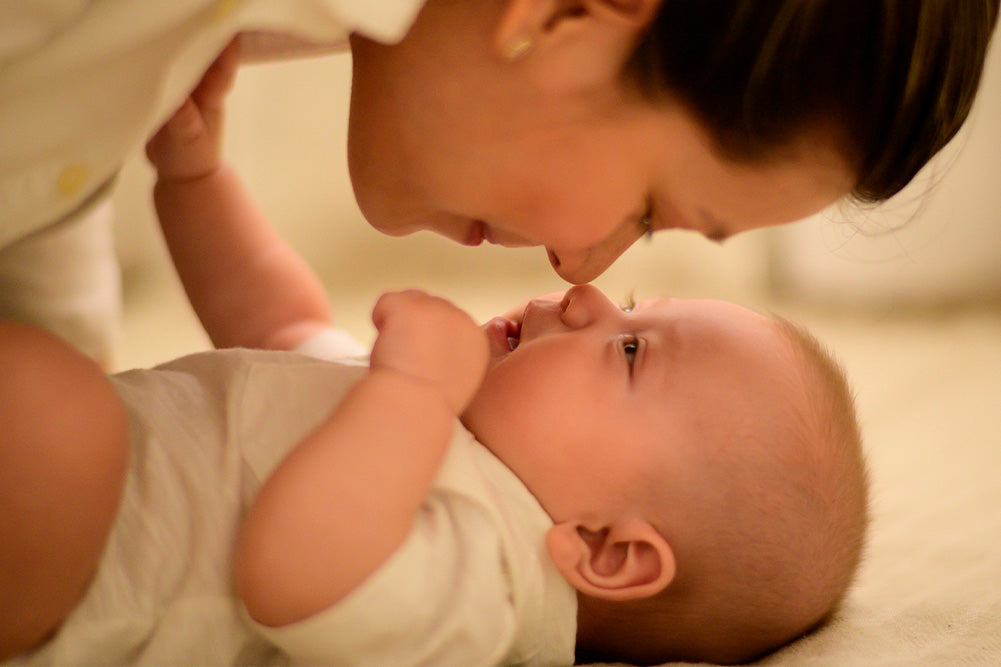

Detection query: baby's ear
xmin=546 ymin=518 xmax=675 ymax=601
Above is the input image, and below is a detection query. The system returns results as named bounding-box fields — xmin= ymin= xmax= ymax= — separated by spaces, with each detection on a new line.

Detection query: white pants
xmin=0 ymin=191 xmax=121 ymax=366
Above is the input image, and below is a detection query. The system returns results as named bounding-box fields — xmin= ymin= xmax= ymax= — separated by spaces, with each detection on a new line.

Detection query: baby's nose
xmin=559 ymin=284 xmax=614 ymax=328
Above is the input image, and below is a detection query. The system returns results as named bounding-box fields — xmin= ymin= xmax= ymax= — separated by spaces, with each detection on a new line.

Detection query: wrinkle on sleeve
xmin=245 ymin=486 xmax=519 ymax=666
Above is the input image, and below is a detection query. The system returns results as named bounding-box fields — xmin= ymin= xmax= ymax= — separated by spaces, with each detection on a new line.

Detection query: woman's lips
xmin=463 ymin=220 xmax=485 ymax=246
xmin=466 ymin=220 xmax=534 ymax=248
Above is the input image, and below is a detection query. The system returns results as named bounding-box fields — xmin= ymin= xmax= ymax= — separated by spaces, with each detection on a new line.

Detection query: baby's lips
xmin=482 ymin=317 xmax=520 ymax=356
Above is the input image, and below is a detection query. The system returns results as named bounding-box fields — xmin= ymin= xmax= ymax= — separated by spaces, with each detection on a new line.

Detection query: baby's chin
xmin=457 ymin=405 xmax=487 ymax=456
xmin=458 ymin=389 xmax=505 ymax=458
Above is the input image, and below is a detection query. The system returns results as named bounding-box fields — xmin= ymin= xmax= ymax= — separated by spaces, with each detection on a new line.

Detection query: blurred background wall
xmin=110 ymin=33 xmax=1000 ymax=368
xmin=768 ymin=29 xmax=1001 ymax=308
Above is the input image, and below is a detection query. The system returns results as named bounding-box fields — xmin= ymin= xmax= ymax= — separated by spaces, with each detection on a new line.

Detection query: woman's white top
xmin=0 ymin=0 xmax=424 ymax=246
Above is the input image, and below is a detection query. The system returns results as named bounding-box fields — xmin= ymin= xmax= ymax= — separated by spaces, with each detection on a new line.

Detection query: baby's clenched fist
xmin=370 ymin=290 xmax=488 ymax=414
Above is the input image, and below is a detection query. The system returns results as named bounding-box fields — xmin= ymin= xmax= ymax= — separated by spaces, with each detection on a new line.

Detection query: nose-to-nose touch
xmin=559 ymin=284 xmax=612 ymax=328
xmin=548 ymin=219 xmax=647 ymax=284
xmin=549 ymin=248 xmax=620 ymax=285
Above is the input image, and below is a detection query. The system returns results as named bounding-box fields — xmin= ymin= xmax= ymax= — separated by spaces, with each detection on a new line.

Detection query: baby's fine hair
xmin=696 ymin=316 xmax=868 ymax=665
xmin=625 ymin=0 xmax=1000 ymax=202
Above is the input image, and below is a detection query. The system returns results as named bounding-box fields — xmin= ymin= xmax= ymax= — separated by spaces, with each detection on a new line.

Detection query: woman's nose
xmin=559 ymin=284 xmax=616 ymax=328
xmin=547 ymin=248 xmax=615 ymax=284
xmin=547 ymin=219 xmax=645 ymax=284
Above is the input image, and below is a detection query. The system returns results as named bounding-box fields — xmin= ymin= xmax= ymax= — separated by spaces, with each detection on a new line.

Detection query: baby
xmin=0 ymin=50 xmax=869 ymax=665
xmin=1 ymin=283 xmax=867 ymax=666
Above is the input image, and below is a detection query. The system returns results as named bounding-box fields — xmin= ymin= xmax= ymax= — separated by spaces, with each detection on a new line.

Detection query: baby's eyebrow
xmin=619 ymin=291 xmax=636 ymax=312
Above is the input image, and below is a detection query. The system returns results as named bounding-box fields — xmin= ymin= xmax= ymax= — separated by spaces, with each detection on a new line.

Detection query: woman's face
xmin=347 ymin=1 xmax=855 ymax=284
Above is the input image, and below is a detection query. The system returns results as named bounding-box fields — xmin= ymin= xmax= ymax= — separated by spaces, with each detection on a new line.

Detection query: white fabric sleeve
xmin=292 ymin=327 xmax=368 ymax=361
xmin=247 ymin=491 xmax=519 ymax=666
xmin=0 ymin=191 xmax=120 ymax=365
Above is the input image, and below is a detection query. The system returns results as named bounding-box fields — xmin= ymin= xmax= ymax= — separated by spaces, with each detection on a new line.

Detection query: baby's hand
xmin=370 ymin=290 xmax=489 ymax=414
xmin=145 ymin=39 xmax=239 ymax=181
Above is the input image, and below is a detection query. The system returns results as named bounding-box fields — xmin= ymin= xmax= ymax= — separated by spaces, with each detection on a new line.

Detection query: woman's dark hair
xmin=626 ymin=0 xmax=1000 ymax=202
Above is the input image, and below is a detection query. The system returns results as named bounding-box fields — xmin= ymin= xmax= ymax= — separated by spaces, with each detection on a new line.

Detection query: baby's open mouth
xmin=484 ymin=316 xmax=521 ymax=357
xmin=506 ymin=319 xmax=521 ymax=351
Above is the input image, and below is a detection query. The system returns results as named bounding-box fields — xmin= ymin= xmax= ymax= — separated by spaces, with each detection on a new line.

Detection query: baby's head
xmin=462 ymin=284 xmax=867 ymax=664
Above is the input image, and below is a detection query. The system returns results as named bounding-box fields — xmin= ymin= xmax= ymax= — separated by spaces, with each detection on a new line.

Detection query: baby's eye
xmin=622 ymin=337 xmax=639 ymax=366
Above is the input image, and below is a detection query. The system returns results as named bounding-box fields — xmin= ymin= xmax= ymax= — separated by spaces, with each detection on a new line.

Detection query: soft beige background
xmin=109 ymin=41 xmax=1001 ymax=665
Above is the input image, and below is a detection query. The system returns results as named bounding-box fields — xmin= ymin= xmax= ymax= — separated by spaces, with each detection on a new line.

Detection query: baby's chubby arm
xmin=146 ymin=40 xmax=332 ymax=351
xmin=235 ymin=290 xmax=488 ymax=628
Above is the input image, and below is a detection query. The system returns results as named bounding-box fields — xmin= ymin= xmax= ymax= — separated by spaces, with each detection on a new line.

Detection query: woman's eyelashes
xmin=639 ymin=202 xmax=655 ymax=242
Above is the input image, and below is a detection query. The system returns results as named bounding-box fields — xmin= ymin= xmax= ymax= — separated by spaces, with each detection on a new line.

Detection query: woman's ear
xmin=546 ymin=517 xmax=675 ymax=601
xmin=493 ymin=0 xmax=660 ymax=65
